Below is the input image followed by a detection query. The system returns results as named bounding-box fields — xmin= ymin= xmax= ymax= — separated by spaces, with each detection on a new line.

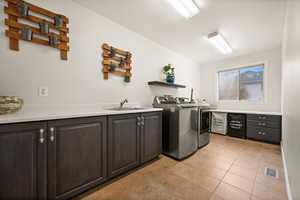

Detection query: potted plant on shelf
xmin=17 ymin=1 xmax=29 ymax=16
xmin=163 ymin=64 xmax=175 ymax=84
xmin=49 ymin=34 xmax=60 ymax=46
xmin=21 ymin=26 xmax=32 ymax=41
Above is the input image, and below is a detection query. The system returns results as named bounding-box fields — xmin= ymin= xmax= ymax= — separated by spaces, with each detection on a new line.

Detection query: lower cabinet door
xmin=247 ymin=126 xmax=281 ymax=144
xmin=108 ymin=114 xmax=140 ymax=178
xmin=141 ymin=112 xmax=162 ymax=163
xmin=0 ymin=122 xmax=47 ymax=200
xmin=47 ymin=117 xmax=107 ymax=200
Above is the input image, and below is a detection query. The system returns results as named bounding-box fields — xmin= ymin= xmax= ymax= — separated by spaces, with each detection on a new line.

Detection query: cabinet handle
xmin=49 ymin=127 xmax=55 ymax=142
xmin=141 ymin=116 xmax=145 ymax=126
xmin=258 ymin=131 xmax=266 ymax=136
xmin=39 ymin=129 xmax=45 ymax=144
xmin=137 ymin=117 xmax=141 ymax=122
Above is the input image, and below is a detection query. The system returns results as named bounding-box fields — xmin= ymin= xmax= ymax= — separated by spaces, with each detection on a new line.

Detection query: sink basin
xmin=106 ymin=107 xmax=145 ymax=111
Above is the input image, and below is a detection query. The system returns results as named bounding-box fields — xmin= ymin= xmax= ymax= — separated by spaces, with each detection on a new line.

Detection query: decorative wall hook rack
xmin=102 ymin=43 xmax=133 ymax=82
xmin=4 ymin=0 xmax=70 ymax=60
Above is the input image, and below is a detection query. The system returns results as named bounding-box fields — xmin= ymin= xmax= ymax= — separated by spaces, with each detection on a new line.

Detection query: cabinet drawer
xmin=247 ymin=127 xmax=281 ymax=144
xmin=247 ymin=120 xmax=281 ymax=129
xmin=247 ymin=114 xmax=281 ymax=122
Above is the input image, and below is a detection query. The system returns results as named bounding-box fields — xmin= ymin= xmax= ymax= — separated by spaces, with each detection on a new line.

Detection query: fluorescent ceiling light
xmin=166 ymin=0 xmax=199 ymax=19
xmin=208 ymin=32 xmax=233 ymax=55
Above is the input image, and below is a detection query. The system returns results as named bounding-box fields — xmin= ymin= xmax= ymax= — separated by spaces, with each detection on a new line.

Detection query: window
xmin=218 ymin=64 xmax=264 ymax=101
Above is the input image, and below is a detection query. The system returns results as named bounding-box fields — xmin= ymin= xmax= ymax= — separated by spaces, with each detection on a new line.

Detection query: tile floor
xmin=77 ymin=134 xmax=288 ymax=200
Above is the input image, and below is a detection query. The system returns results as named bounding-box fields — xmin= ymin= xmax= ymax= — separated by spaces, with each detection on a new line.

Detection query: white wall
xmin=0 ymin=0 xmax=200 ymax=108
xmin=199 ymin=48 xmax=282 ymax=112
xmin=281 ymin=1 xmax=300 ymax=199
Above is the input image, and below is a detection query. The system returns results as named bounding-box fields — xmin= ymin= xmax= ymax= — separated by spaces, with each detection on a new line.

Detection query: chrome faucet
xmin=120 ymin=99 xmax=128 ymax=109
xmin=190 ymin=88 xmax=195 ymax=103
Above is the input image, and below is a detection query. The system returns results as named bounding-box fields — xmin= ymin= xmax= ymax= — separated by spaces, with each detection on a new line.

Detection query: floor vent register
xmin=264 ymin=167 xmax=279 ymax=179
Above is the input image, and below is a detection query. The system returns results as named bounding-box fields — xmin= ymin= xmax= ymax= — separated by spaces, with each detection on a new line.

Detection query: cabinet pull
xmin=49 ymin=127 xmax=55 ymax=142
xmin=141 ymin=116 xmax=145 ymax=126
xmin=137 ymin=117 xmax=143 ymax=126
xmin=39 ymin=129 xmax=45 ymax=144
xmin=258 ymin=131 xmax=266 ymax=136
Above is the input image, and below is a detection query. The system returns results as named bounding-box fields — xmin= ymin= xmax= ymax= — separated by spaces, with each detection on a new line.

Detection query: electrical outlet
xmin=38 ymin=87 xmax=49 ymax=97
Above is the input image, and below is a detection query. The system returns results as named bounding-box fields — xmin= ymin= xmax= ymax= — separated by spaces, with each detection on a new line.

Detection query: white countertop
xmin=0 ymin=105 xmax=163 ymax=124
xmin=205 ymin=109 xmax=282 ymax=116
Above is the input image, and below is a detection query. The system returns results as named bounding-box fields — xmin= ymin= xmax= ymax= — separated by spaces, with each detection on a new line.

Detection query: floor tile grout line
xmin=210 ymin=158 xmax=236 ymax=198
xmin=221 ymin=181 xmax=253 ymax=198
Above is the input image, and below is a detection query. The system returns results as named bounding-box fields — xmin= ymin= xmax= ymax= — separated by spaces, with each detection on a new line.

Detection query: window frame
xmin=216 ymin=61 xmax=268 ymax=104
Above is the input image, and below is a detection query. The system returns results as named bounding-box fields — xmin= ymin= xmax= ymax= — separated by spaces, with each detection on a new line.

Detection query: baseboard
xmin=281 ymin=144 xmax=293 ymax=200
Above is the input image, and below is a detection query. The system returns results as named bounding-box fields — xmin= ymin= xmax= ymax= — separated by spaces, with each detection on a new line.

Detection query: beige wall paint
xmin=199 ymin=48 xmax=282 ymax=112
xmin=0 ymin=0 xmax=200 ymax=107
xmin=281 ymin=1 xmax=300 ymax=199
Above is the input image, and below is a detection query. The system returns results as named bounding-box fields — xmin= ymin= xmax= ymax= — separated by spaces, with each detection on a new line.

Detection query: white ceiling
xmin=73 ymin=0 xmax=287 ymax=64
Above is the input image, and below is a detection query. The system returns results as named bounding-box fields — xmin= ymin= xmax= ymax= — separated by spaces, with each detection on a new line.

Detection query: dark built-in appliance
xmin=199 ymin=110 xmax=210 ymax=148
xmin=227 ymin=113 xmax=247 ymax=139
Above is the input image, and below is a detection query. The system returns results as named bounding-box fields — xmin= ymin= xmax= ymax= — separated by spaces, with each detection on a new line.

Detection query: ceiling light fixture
xmin=207 ymin=32 xmax=233 ymax=54
xmin=166 ymin=0 xmax=199 ymax=19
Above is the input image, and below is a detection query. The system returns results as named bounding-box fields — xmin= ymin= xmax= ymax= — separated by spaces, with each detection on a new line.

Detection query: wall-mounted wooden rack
xmin=148 ymin=81 xmax=186 ymax=88
xmin=4 ymin=0 xmax=70 ymax=60
xmin=102 ymin=43 xmax=132 ymax=82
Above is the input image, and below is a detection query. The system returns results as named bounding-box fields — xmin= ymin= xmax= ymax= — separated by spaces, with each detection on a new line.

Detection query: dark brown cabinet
xmin=247 ymin=114 xmax=282 ymax=144
xmin=141 ymin=112 xmax=162 ymax=163
xmin=47 ymin=117 xmax=107 ymax=200
xmin=0 ymin=111 xmax=162 ymax=200
xmin=108 ymin=112 xmax=162 ymax=178
xmin=108 ymin=114 xmax=141 ymax=178
xmin=0 ymin=122 xmax=47 ymax=200
xmin=247 ymin=126 xmax=281 ymax=144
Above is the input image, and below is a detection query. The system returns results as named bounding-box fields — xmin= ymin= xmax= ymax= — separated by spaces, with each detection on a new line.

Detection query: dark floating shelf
xmin=148 ymin=81 xmax=186 ymax=88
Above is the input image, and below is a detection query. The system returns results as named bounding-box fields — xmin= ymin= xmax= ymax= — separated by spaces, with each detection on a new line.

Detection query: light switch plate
xmin=38 ymin=87 xmax=49 ymax=97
